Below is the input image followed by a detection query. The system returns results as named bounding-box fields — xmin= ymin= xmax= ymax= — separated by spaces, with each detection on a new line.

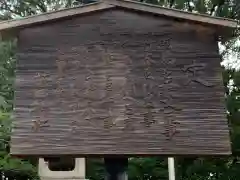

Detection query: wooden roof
xmin=0 ymin=0 xmax=238 ymax=37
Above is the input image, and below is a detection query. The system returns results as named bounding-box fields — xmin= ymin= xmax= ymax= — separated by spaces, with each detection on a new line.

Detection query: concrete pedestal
xmin=38 ymin=158 xmax=86 ymax=180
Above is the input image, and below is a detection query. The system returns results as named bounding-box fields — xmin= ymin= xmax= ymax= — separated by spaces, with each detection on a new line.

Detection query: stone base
xmin=38 ymin=158 xmax=86 ymax=180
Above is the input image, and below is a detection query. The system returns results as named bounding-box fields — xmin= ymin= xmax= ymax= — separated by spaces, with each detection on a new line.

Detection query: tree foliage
xmin=0 ymin=0 xmax=239 ymax=180
xmin=0 ymin=41 xmax=37 ymax=179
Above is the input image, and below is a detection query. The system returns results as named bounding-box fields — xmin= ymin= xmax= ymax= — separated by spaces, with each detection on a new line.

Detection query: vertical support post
xmin=168 ymin=157 xmax=176 ymax=180
xmin=104 ymin=157 xmax=128 ymax=180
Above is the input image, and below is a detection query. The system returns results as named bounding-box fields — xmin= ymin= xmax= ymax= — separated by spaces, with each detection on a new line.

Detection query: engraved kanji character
xmin=32 ymin=119 xmax=49 ymax=132
xmin=103 ymin=107 xmax=114 ymax=129
xmin=182 ymin=60 xmax=214 ymax=87
xmin=162 ymin=118 xmax=180 ymax=140
xmin=105 ymin=76 xmax=113 ymax=92
xmin=142 ymin=101 xmax=155 ymax=127
xmin=82 ymin=101 xmax=96 ymax=121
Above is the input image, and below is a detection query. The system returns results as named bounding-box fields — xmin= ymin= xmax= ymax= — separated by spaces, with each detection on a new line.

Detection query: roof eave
xmin=106 ymin=0 xmax=238 ymax=29
xmin=0 ymin=2 xmax=115 ymax=39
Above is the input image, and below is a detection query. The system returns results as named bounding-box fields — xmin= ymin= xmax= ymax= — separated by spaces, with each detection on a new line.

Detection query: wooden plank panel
xmin=11 ymin=9 xmax=231 ymax=156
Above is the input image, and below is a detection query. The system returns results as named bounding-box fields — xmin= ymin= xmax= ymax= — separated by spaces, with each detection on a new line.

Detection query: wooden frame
xmin=11 ymin=7 xmax=231 ymax=156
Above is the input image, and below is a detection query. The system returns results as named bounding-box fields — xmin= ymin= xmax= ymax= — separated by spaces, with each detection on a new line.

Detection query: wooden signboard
xmin=10 ymin=6 xmax=232 ymax=156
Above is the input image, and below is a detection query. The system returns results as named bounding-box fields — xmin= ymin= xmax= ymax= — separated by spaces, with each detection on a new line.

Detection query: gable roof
xmin=0 ymin=0 xmax=238 ymax=38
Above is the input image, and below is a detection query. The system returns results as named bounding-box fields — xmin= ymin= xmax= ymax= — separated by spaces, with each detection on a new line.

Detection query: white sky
xmin=219 ymin=40 xmax=240 ymax=70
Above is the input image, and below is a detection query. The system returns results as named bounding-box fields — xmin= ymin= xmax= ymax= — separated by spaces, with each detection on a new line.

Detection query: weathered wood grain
xmin=11 ymin=9 xmax=231 ymax=156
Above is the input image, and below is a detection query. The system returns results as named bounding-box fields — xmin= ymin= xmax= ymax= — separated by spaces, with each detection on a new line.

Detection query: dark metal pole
xmin=104 ymin=157 xmax=128 ymax=180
